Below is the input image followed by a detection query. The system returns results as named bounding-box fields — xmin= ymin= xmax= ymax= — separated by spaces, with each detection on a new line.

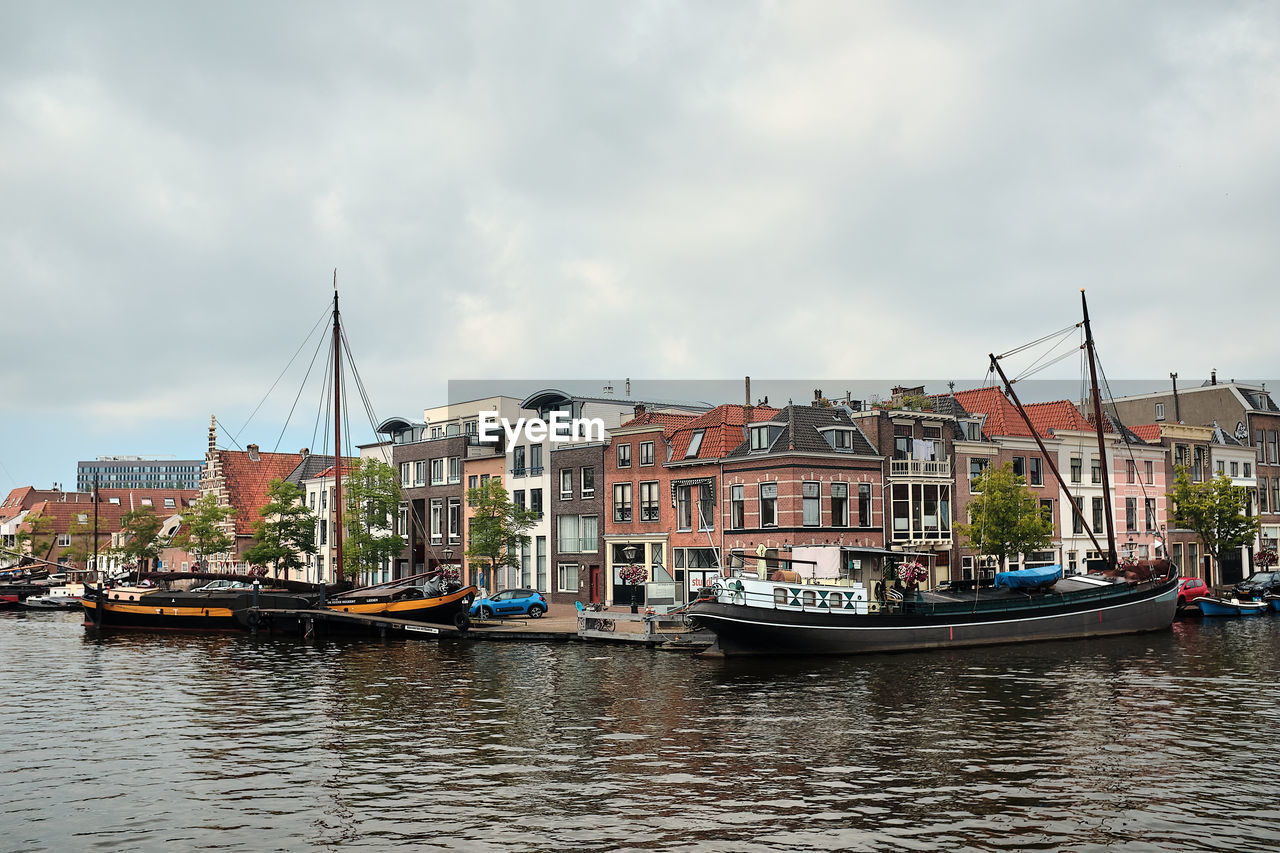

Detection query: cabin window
xmin=773 ymin=587 xmax=787 ymax=606
xmin=829 ymin=592 xmax=843 ymax=609
xmin=801 ymin=590 xmax=816 ymax=608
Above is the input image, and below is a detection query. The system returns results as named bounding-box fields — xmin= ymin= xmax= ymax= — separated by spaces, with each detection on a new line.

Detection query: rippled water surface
xmin=2 ymin=612 xmax=1279 ymax=852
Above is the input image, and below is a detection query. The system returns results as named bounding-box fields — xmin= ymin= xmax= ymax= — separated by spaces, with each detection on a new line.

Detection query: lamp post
xmin=622 ymin=544 xmax=641 ymax=613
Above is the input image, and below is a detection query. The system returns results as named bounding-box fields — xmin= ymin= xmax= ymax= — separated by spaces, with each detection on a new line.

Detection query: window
xmin=465 ymin=420 xmax=478 ymax=436
xmin=1271 ymin=430 xmax=1279 ymax=465
xmin=1125 ymin=498 xmax=1137 ymax=532
xmin=536 ymin=537 xmax=547 ymax=592
xmin=513 ymin=490 xmax=526 ymax=511
xmin=858 ymin=483 xmax=871 ymax=527
xmin=1172 ymin=543 xmax=1183 ymax=573
xmin=448 ymin=456 xmax=462 ymax=484
xmin=1193 ymin=446 xmax=1207 ymax=482
xmin=513 ymin=446 xmax=526 ymax=476
xmin=57 ymin=533 xmax=71 ymax=547
xmin=448 ymin=498 xmax=461 ymax=542
xmin=412 ymin=461 xmax=425 ymax=486
xmin=1070 ymin=457 xmax=1082 ymax=484
xmin=1072 ymin=496 xmax=1084 ymax=535
xmin=1155 ymin=402 xmax=1165 ymax=420
xmin=803 ymin=482 xmax=820 ymax=526
xmin=750 ymin=426 xmax=770 ymax=451
xmin=616 ymin=444 xmax=631 ymax=468
xmin=640 ymin=441 xmax=655 ymax=466
xmin=760 ymin=483 xmax=778 ymax=527
xmin=1067 ymin=551 xmax=1078 ymax=574
xmin=685 ymin=430 xmax=705 ymax=458
xmin=1012 ymin=456 xmax=1025 ymax=478
xmin=676 ymin=484 xmax=692 ymax=530
xmin=831 ymin=483 xmax=849 ymax=527
xmin=1092 ymin=497 xmax=1104 ymax=534
xmin=1231 ymin=461 xmax=1240 ymax=477
xmin=557 ymin=563 xmax=579 ymax=593
xmin=164 ymin=498 xmax=175 ymax=508
xmin=1039 ymin=499 xmax=1053 ymax=523
xmin=397 ymin=505 xmax=407 ymax=536
xmin=1262 ymin=478 xmax=1270 ymax=513
xmin=560 ymin=469 xmax=573 ymax=499
xmin=698 ymin=482 xmax=714 ymax=531
xmin=1216 ymin=460 xmax=1225 ymax=475
xmin=581 ymin=467 xmax=595 ymax=497
xmin=529 ymin=445 xmax=543 ymax=476
xmin=1029 ymin=457 xmax=1043 ymax=486
xmin=1244 ymin=462 xmax=1252 ymax=478
xmin=430 ymin=458 xmax=444 ymax=485
xmin=430 ymin=498 xmax=443 ymax=542
xmin=639 ymin=481 xmax=660 ymax=522
xmin=1145 ymin=460 xmax=1154 ymax=484
xmin=1145 ymin=498 xmax=1156 ymax=531
xmin=830 ymin=429 xmax=853 ymax=450
xmin=730 ymin=485 xmax=745 ymax=529
xmin=1126 ymin=460 xmax=1136 ymax=484
xmin=969 ymin=458 xmax=989 ymax=490
xmin=893 ymin=424 xmax=912 ymax=460
xmin=613 ymin=483 xmax=632 ymax=522
xmin=1091 ymin=458 xmax=1101 ymax=484
xmin=530 ymin=488 xmax=543 ymax=518
xmin=468 ymin=475 xmax=478 ymax=492
xmin=399 ymin=462 xmax=411 ymax=486
xmin=1257 ymin=429 xmax=1265 ymax=462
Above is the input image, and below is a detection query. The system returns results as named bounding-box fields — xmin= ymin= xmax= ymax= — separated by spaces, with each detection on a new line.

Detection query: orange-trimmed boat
xmin=325 ymin=577 xmax=476 ymax=631
xmin=82 ymin=584 xmax=315 ymax=631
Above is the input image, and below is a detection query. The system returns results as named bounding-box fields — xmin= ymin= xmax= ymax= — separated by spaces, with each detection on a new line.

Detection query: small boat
xmin=0 ymin=593 xmax=19 ymax=610
xmin=326 ymin=577 xmax=476 ymax=631
xmin=23 ymin=582 xmax=85 ymax=610
xmin=1192 ymin=596 xmax=1267 ymax=617
xmin=1267 ymin=595 xmax=1280 ymax=614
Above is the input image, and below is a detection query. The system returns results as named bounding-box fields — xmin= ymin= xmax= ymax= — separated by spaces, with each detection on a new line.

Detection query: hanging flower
xmin=1119 ymin=556 xmax=1140 ymax=568
xmin=440 ymin=565 xmax=461 ymax=584
xmin=1256 ymin=548 xmax=1278 ymax=569
xmin=895 ymin=561 xmax=927 ymax=584
xmin=619 ymin=564 xmax=647 ymax=585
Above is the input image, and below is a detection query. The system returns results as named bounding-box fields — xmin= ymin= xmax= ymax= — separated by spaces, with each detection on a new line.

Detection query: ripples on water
xmin=1 ymin=611 xmax=1278 ymax=852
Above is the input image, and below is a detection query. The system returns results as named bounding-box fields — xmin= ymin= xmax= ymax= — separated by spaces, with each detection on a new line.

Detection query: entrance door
xmin=589 ymin=565 xmax=602 ymax=604
xmin=1219 ymin=549 xmax=1244 ymax=586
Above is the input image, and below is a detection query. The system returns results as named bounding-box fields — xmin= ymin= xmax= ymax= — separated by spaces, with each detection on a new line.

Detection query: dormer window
xmin=828 ymin=429 xmax=853 ymax=451
xmin=685 ymin=430 xmax=705 ymax=458
xmin=750 ymin=426 xmax=770 ymax=452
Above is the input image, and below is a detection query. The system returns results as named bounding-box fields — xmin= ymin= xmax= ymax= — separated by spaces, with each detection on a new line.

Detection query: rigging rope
xmin=272 ymin=323 xmax=331 ymax=454
xmin=995 ymin=323 xmax=1080 ymax=360
xmin=235 ymin=305 xmax=330 ymax=439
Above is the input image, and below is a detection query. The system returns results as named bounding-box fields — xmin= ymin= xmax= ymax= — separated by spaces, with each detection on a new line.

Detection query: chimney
xmin=1210 ymin=369 xmax=1217 ymax=385
xmin=208 ymin=415 xmax=217 ymax=454
xmin=247 ymin=444 xmax=260 ymax=462
xmin=626 ymin=377 xmax=631 ymax=397
xmin=633 ymin=404 xmax=646 ymax=418
xmin=300 ymin=448 xmax=310 ymax=457
xmin=745 ymin=376 xmax=751 ymax=407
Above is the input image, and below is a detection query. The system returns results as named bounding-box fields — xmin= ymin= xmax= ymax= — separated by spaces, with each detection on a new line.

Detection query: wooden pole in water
xmin=332 ymin=273 xmax=343 ymax=594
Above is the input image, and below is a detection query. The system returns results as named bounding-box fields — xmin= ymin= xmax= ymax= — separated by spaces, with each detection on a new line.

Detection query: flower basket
xmin=618 ymin=564 xmax=647 ymax=585
xmin=1255 ymin=549 xmax=1278 ymax=570
xmin=895 ymin=561 xmax=928 ymax=586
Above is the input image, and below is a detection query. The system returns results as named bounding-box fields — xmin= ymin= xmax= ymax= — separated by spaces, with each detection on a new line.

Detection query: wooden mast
xmin=332 ymin=273 xmax=343 ymax=586
xmin=1081 ymin=290 xmax=1118 ymax=569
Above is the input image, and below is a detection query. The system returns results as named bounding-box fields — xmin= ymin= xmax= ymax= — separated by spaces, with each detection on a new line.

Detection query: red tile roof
xmin=1023 ymin=400 xmax=1092 ymax=437
xmin=952 ymin=388 xmax=1033 ymax=438
xmin=618 ymin=411 xmax=698 ymax=431
xmin=218 ymin=450 xmax=305 ymax=535
xmin=667 ymin=404 xmax=780 ymax=461
xmin=1128 ymin=424 xmax=1163 ymax=443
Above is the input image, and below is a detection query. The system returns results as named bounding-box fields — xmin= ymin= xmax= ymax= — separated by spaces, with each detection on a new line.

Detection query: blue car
xmin=470 ymin=588 xmax=547 ymax=619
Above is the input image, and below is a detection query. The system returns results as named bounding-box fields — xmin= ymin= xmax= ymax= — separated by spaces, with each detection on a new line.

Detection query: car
xmin=191 ymin=580 xmax=252 ymax=592
xmin=1233 ymin=570 xmax=1280 ymax=599
xmin=1177 ymin=576 xmax=1209 ymax=607
xmin=470 ymin=588 xmax=547 ymax=619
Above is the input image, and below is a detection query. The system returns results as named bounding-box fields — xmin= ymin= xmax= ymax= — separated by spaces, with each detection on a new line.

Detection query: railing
xmin=511 ymin=467 xmax=526 ymax=477
xmin=890 ymin=459 xmax=951 ymax=478
xmin=557 ymin=537 xmax=600 ymax=553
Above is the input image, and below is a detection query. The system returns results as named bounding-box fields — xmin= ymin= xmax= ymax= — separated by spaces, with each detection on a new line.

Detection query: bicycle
xmin=578 ymin=601 xmax=616 ymax=632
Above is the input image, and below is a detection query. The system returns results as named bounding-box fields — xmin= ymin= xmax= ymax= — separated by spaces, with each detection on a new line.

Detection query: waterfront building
xmin=1107 ymin=376 xmax=1280 ymax=571
xmin=76 ymin=456 xmax=203 ymax=492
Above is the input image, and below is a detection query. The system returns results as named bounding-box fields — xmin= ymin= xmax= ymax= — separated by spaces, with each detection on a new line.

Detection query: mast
xmin=1082 ymin=290 xmax=1118 ymax=569
xmin=332 ymin=274 xmax=343 ymax=587
xmin=990 ymin=355 xmax=1110 ymax=561
xmin=92 ymin=473 xmax=102 ymax=627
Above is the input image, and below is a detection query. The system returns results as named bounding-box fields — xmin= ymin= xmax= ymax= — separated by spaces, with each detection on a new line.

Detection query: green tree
xmin=172 ymin=493 xmax=236 ymax=570
xmin=1168 ymin=467 xmax=1260 ymax=571
xmin=63 ymin=511 xmax=112 ymax=569
xmin=243 ymin=479 xmax=316 ymax=579
xmin=7 ymin=512 xmax=56 ymax=562
xmin=465 ymin=478 xmax=538 ymax=588
xmin=118 ymin=507 xmax=164 ymax=573
xmin=341 ymin=458 xmax=404 ymax=584
xmin=956 ymin=462 xmax=1054 ymax=571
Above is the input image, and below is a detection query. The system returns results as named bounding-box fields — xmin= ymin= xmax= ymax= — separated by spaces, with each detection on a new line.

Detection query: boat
xmin=689 ymin=291 xmax=1180 ymax=656
xmin=1192 ymin=596 xmax=1268 ymax=617
xmin=23 ymin=582 xmax=85 ymax=610
xmin=81 ymin=583 xmax=316 ymax=631
xmin=1267 ymin=595 xmax=1280 ymax=614
xmin=325 ymin=574 xmax=476 ymax=630
xmin=0 ymin=593 xmax=19 ymax=610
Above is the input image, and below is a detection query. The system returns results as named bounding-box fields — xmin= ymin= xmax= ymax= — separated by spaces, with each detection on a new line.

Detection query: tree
xmin=242 ymin=479 xmax=316 ymax=579
xmin=172 ymin=493 xmax=236 ymax=570
xmin=6 ymin=512 xmax=55 ymax=563
xmin=342 ymin=458 xmax=405 ymax=583
xmin=63 ymin=511 xmax=112 ymax=569
xmin=956 ymin=462 xmax=1054 ymax=571
xmin=465 ymin=478 xmax=538 ymax=589
xmin=1168 ymin=467 xmax=1260 ymax=571
xmin=118 ymin=507 xmax=164 ymax=574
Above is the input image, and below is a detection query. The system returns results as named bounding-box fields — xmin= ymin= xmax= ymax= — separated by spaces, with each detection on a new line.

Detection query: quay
xmin=249 ymin=604 xmax=713 ymax=650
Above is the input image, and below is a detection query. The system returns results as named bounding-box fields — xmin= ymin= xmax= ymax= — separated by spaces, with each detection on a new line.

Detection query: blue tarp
xmin=994 ymin=564 xmax=1063 ymax=590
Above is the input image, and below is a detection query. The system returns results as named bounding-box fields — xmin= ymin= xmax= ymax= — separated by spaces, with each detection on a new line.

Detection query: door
xmin=1219 ymin=549 xmax=1244 ymax=586
xmin=589 ymin=565 xmax=602 ymax=604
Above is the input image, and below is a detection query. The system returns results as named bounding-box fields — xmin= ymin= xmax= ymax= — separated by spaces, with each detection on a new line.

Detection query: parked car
xmin=1233 ymin=570 xmax=1280 ymax=599
xmin=470 ymin=588 xmax=547 ymax=619
xmin=191 ymin=580 xmax=252 ymax=592
xmin=1177 ymin=576 xmax=1209 ymax=607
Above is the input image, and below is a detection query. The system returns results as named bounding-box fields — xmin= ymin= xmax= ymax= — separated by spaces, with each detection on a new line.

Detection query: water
xmin=2 ymin=611 xmax=1278 ymax=852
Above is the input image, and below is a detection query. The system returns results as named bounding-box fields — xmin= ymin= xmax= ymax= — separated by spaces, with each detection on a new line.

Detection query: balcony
xmin=890 ymin=459 xmax=951 ymax=478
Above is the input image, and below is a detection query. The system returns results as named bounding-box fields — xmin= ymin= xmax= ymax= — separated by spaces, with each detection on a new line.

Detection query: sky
xmin=2 ymin=1 xmax=1278 ymax=493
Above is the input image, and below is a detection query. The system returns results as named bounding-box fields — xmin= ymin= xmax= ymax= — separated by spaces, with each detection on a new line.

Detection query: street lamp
xmin=622 ymin=544 xmax=641 ymax=613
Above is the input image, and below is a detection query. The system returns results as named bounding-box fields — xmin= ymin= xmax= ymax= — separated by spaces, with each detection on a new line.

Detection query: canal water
xmin=1 ymin=611 xmax=1278 ymax=852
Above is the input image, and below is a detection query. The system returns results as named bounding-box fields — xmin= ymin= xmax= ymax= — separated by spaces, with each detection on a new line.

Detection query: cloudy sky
xmin=2 ymin=1 xmax=1278 ymax=492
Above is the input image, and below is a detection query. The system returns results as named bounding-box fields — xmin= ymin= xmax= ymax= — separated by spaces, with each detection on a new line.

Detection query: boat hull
xmin=325 ymin=585 xmax=476 ymax=627
xmin=1193 ymin=597 xmax=1268 ymax=617
xmin=82 ymin=588 xmax=316 ymax=631
xmin=690 ymin=577 xmax=1179 ymax=656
